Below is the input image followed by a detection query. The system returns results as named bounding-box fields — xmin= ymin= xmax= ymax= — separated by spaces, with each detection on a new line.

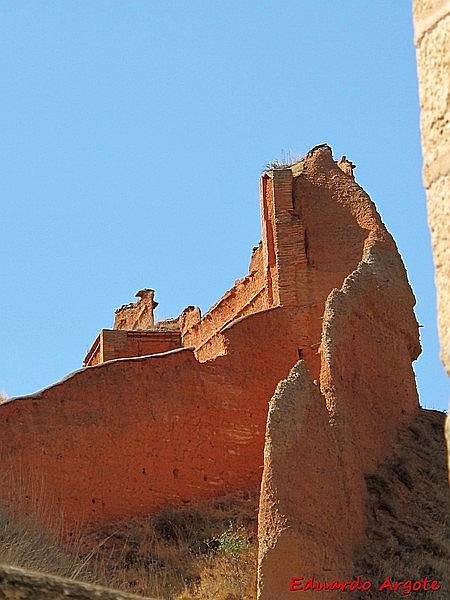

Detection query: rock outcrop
xmin=0 ymin=564 xmax=149 ymax=600
xmin=257 ymin=363 xmax=346 ymax=595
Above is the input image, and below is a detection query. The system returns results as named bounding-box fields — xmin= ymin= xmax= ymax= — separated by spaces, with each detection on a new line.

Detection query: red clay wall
xmin=179 ymin=167 xmax=305 ymax=361
xmin=180 ymin=260 xmax=270 ymax=361
xmin=113 ymin=289 xmax=158 ymax=330
xmin=0 ymin=145 xmax=421 ymax=542
xmin=290 ymin=147 xmax=396 ymax=376
xmin=124 ymin=331 xmax=181 ymax=358
xmin=0 ymin=308 xmax=304 ymax=531
xmin=181 ymin=146 xmax=394 ymax=377
xmin=84 ymin=330 xmax=182 ymax=366
xmin=84 ymin=333 xmax=101 ymax=366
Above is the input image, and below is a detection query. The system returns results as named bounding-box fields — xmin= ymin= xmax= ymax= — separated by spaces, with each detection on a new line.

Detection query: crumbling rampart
xmin=0 ymin=144 xmax=421 ymax=572
xmin=256 ymin=153 xmax=420 ymax=598
xmin=113 ymin=288 xmax=158 ymax=331
xmin=257 ymin=242 xmax=420 ymax=598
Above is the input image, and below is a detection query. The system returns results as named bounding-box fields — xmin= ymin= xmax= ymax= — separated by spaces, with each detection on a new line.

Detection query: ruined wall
xmin=0 ymin=308 xmax=304 ymax=530
xmin=124 ymin=330 xmax=181 ymax=359
xmin=113 ymin=289 xmax=158 ymax=331
xmin=257 ymin=242 xmax=420 ymax=599
xmin=320 ymin=242 xmax=420 ymax=466
xmin=85 ymin=289 xmax=181 ymax=366
xmin=291 ymin=148 xmax=395 ymax=371
xmin=178 ymin=168 xmax=305 ymax=362
xmin=84 ymin=329 xmax=181 ymax=366
xmin=181 ymin=145 xmax=391 ymax=375
xmin=257 ymin=363 xmax=346 ymax=598
xmin=179 ymin=236 xmax=272 ymax=362
xmin=257 ymin=155 xmax=421 ymax=598
xmin=0 ymin=145 xmax=420 ymax=542
xmin=180 ymin=267 xmax=269 ymax=361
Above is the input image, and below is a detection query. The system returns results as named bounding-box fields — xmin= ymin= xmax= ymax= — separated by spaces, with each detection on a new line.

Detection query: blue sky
xmin=0 ymin=1 xmax=448 ymax=410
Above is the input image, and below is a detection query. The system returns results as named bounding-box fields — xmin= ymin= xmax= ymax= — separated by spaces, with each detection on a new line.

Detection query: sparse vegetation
xmin=81 ymin=491 xmax=258 ymax=599
xmin=264 ymin=150 xmax=303 ymax=171
xmin=0 ymin=490 xmax=258 ymax=599
xmin=0 ymin=505 xmax=92 ymax=581
xmin=215 ymin=526 xmax=249 ymax=557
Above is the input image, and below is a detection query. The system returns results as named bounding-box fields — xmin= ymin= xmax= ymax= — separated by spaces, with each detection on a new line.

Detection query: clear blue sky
xmin=0 ymin=1 xmax=448 ymax=410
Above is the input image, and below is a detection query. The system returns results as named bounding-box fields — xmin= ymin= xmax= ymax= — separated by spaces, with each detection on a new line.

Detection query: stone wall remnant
xmin=113 ymin=289 xmax=159 ymax=331
xmin=257 ymin=173 xmax=420 ymax=599
xmin=413 ymin=0 xmax=450 ymax=478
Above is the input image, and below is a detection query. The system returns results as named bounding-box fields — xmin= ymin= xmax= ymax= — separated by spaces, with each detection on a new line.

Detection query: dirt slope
xmin=354 ymin=409 xmax=450 ymax=599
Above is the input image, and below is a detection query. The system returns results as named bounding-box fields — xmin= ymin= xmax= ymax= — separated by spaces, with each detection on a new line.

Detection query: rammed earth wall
xmin=0 ymin=147 xmax=420 ymax=549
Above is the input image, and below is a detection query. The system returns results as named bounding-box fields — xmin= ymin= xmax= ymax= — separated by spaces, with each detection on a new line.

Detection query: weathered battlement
xmin=113 ymin=288 xmax=158 ymax=330
xmin=84 ymin=289 xmax=182 ymax=366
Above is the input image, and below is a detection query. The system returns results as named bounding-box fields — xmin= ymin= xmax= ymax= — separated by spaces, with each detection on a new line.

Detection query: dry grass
xmin=0 ymin=505 xmax=94 ymax=581
xmin=80 ymin=491 xmax=258 ymax=599
xmin=264 ymin=150 xmax=303 ymax=171
xmin=353 ymin=409 xmax=450 ymax=599
xmin=0 ymin=465 xmax=97 ymax=583
xmin=0 ymin=489 xmax=258 ymax=599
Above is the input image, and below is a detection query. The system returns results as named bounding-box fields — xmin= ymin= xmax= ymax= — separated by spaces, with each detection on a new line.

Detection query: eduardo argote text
xmin=289 ymin=575 xmax=441 ymax=595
